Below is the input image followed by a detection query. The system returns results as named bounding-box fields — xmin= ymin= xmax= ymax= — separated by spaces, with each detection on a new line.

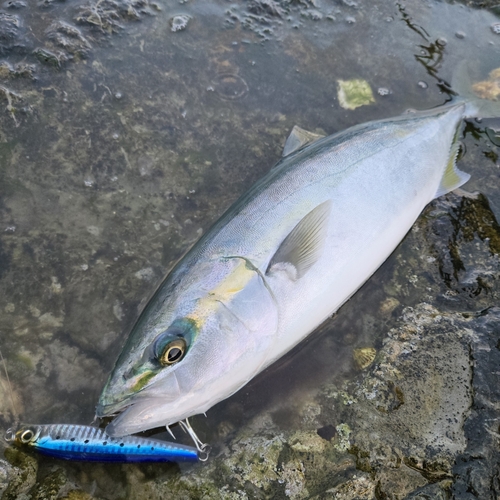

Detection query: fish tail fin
xmin=452 ymin=62 xmax=500 ymax=119
xmin=434 ymin=125 xmax=471 ymax=199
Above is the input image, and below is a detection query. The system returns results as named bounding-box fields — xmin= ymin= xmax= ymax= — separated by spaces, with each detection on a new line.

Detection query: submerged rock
xmin=1 ymin=448 xmax=38 ymax=500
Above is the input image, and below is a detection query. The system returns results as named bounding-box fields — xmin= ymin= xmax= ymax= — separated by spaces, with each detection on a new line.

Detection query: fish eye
xmin=147 ymin=318 xmax=196 ymax=369
xmin=158 ymin=338 xmax=186 ymax=366
xmin=20 ymin=429 xmax=34 ymax=443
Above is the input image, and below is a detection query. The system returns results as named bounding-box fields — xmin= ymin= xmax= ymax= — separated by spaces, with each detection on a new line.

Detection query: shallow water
xmin=0 ymin=0 xmax=499 ymax=498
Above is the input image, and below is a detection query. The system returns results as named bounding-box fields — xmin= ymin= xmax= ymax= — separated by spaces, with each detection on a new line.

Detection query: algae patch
xmin=472 ymin=67 xmax=500 ymax=100
xmin=334 ymin=423 xmax=352 ymax=451
xmin=337 ymin=79 xmax=375 ymax=110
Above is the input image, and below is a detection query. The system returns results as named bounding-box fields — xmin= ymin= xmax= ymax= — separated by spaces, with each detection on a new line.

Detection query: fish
xmin=96 ymin=91 xmax=498 ymax=438
xmin=5 ymin=423 xmax=199 ymax=462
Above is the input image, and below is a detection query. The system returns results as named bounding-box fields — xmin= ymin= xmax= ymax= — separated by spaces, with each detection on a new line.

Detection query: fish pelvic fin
xmin=434 ymin=133 xmax=470 ymax=199
xmin=266 ymin=200 xmax=332 ymax=279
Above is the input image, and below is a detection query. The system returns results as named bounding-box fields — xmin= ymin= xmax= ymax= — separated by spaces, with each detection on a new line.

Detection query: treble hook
xmin=178 ymin=418 xmax=211 ymax=462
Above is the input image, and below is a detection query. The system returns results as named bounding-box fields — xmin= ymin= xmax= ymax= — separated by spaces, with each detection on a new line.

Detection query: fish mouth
xmin=97 ymin=376 xmax=194 ymax=437
xmin=96 ymin=379 xmax=138 ymax=419
xmin=96 ymin=366 xmax=160 ymax=418
xmin=98 ymin=390 xmax=185 ymax=437
xmin=95 ymin=391 xmax=157 ymax=436
xmin=96 ymin=369 xmax=183 ymax=434
xmin=95 ymin=398 xmax=132 ymax=419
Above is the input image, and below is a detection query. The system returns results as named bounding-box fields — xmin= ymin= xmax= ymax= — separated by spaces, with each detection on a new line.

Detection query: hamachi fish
xmin=96 ymin=94 xmax=497 ymax=437
xmin=5 ymin=423 xmax=199 ymax=462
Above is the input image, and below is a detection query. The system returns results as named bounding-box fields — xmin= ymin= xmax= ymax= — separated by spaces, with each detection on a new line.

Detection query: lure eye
xmin=157 ymin=338 xmax=186 ymax=366
xmin=20 ymin=429 xmax=35 ymax=443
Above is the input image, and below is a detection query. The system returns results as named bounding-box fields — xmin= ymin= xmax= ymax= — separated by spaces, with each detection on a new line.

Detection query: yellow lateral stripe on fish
xmin=188 ymin=258 xmax=259 ymax=326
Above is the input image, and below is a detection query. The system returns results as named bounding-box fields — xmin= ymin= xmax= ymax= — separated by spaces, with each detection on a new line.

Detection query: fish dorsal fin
xmin=434 ymin=139 xmax=470 ymax=199
xmin=282 ymin=126 xmax=325 ymax=157
xmin=266 ymin=200 xmax=332 ymax=280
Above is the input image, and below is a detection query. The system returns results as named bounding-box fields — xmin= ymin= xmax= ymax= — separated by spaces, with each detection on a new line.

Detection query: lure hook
xmin=165 ymin=424 xmax=176 ymax=440
xmin=178 ymin=418 xmax=211 ymax=462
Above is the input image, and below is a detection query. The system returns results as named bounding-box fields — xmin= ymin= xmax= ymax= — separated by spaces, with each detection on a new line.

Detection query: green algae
xmin=337 ymin=79 xmax=375 ymax=110
xmin=334 ymin=424 xmax=352 ymax=452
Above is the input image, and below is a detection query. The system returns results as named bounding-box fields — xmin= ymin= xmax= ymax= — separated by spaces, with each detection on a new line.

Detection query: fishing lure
xmin=5 ymin=423 xmax=199 ymax=462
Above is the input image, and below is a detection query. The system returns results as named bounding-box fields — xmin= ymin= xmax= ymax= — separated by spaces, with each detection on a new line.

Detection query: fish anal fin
xmin=434 ymin=137 xmax=470 ymax=199
xmin=266 ymin=200 xmax=332 ymax=280
xmin=282 ymin=126 xmax=325 ymax=157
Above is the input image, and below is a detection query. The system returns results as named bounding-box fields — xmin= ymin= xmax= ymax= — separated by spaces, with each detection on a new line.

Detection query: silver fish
xmin=96 ymin=97 xmax=495 ymax=437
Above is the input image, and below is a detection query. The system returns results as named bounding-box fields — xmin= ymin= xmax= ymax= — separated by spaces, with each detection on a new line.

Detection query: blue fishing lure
xmin=5 ymin=423 xmax=199 ymax=462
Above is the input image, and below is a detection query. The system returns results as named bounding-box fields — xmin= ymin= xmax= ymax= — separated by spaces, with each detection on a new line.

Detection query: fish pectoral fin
xmin=434 ymin=133 xmax=471 ymax=198
xmin=266 ymin=200 xmax=332 ymax=280
xmin=282 ymin=125 xmax=325 ymax=157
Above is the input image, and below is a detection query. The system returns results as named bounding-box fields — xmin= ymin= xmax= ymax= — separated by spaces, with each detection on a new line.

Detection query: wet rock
xmin=0 ymin=0 xmax=157 ymax=74
xmin=379 ymin=297 xmax=400 ymax=316
xmin=450 ymin=309 xmax=500 ymax=498
xmin=0 ymin=13 xmax=19 ymax=39
xmin=45 ymin=339 xmax=103 ymax=393
xmin=404 ymin=481 xmax=452 ymax=499
xmin=349 ymin=304 xmax=471 ymax=452
xmin=0 ymin=84 xmax=25 ymax=126
xmin=2 ymin=450 xmax=75 ymax=499
xmin=170 ymin=14 xmax=190 ymax=32
xmin=247 ymin=0 xmax=285 ymax=18
xmin=376 ymin=465 xmax=428 ymax=499
xmin=426 ymin=192 xmax=500 ymax=309
xmin=319 ymin=304 xmax=500 ymax=498
xmin=0 ymin=12 xmax=22 ymax=54
xmin=33 ymin=47 xmax=67 ymax=67
xmin=289 ymin=430 xmax=326 ymax=453
xmin=299 ymin=401 xmax=322 ymax=426
xmin=0 ymin=60 xmax=35 ymax=79
xmin=226 ymin=431 xmax=284 ymax=489
xmin=29 ymin=467 xmax=67 ymax=500
xmin=455 ymin=0 xmax=500 ymax=10
xmin=59 ymin=491 xmax=97 ymax=500
xmin=3 ymin=0 xmax=27 ymax=9
xmin=75 ymin=1 xmax=123 ymax=32
xmin=0 ymin=459 xmax=12 ymax=498
xmin=2 ymin=447 xmax=38 ymax=500
xmin=224 ymin=0 xmax=331 ymax=40
xmin=46 ymin=21 xmax=92 ymax=60
xmin=75 ymin=0 xmax=154 ymax=33
xmin=325 ymin=473 xmax=375 ymax=499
